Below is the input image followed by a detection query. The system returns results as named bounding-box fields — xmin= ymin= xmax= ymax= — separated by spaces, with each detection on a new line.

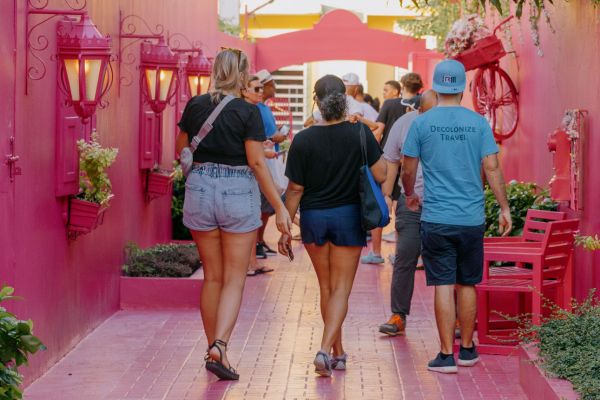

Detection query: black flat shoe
xmin=205 ymin=339 xmax=239 ymax=380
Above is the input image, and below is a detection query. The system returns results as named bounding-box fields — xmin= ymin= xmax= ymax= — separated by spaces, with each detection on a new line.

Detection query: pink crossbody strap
xmin=190 ymin=95 xmax=235 ymax=152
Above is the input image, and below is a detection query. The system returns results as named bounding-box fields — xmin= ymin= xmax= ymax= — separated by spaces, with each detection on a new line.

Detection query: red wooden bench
xmin=476 ymin=218 xmax=579 ymax=353
xmin=484 ymin=209 xmax=566 ymax=246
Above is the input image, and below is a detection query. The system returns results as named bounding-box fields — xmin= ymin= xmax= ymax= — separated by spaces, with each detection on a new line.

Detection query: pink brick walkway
xmin=24 ymin=238 xmax=527 ymax=400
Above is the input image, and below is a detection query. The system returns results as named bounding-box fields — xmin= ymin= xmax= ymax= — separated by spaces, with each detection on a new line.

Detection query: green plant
xmin=514 ymin=291 xmax=600 ymax=399
xmin=219 ymin=18 xmax=241 ymax=37
xmin=0 ymin=287 xmax=45 ymax=400
xmin=575 ymin=234 xmax=600 ymax=251
xmin=122 ymin=242 xmax=200 ymax=278
xmin=484 ymin=181 xmax=557 ymax=236
xmin=171 ymin=163 xmax=191 ymax=240
xmin=77 ymin=131 xmax=118 ymax=205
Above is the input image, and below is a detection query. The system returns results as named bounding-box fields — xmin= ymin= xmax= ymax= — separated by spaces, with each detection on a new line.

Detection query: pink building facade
xmin=492 ymin=2 xmax=600 ymax=298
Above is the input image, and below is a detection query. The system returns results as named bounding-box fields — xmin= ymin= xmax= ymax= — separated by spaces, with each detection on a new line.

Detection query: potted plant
xmin=68 ymin=131 xmax=118 ymax=238
xmin=171 ymin=163 xmax=192 ymax=240
xmin=0 ymin=286 xmax=45 ymax=400
xmin=146 ymin=163 xmax=176 ymax=201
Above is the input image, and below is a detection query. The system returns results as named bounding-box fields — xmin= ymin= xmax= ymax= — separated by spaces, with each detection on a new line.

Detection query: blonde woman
xmin=176 ymin=49 xmax=292 ymax=380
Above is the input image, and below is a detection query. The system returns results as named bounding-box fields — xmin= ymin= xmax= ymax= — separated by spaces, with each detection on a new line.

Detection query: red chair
xmin=484 ymin=209 xmax=566 ymax=246
xmin=476 ymin=219 xmax=579 ymax=352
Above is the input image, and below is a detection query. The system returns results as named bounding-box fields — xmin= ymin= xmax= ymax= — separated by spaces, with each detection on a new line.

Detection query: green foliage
xmin=77 ymin=131 xmax=118 ymax=205
xmin=515 ymin=292 xmax=600 ymax=399
xmin=122 ymin=243 xmax=201 ymax=278
xmin=0 ymin=287 xmax=45 ymax=400
xmin=171 ymin=163 xmax=191 ymax=240
xmin=397 ymin=0 xmax=480 ymax=52
xmin=484 ymin=181 xmax=557 ymax=236
xmin=575 ymin=234 xmax=600 ymax=251
xmin=399 ymin=0 xmax=553 ymax=18
xmin=219 ymin=18 xmax=241 ymax=37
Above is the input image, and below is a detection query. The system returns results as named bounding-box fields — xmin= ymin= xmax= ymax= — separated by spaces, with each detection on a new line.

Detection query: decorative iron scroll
xmin=25 ymin=0 xmax=88 ymax=94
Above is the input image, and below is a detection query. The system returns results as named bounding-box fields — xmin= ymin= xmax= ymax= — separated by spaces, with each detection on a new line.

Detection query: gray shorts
xmin=183 ymin=163 xmax=262 ymax=234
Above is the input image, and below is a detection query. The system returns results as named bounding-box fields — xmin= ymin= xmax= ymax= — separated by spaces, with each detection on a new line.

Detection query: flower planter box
xmin=67 ymin=197 xmax=110 ymax=239
xmin=452 ymin=35 xmax=506 ymax=71
xmin=120 ymin=274 xmax=203 ymax=310
xmin=519 ymin=344 xmax=579 ymax=400
xmin=146 ymin=170 xmax=175 ymax=201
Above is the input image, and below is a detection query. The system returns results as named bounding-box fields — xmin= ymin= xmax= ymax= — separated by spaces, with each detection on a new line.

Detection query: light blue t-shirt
xmin=257 ymin=102 xmax=279 ymax=151
xmin=402 ymin=106 xmax=499 ymax=226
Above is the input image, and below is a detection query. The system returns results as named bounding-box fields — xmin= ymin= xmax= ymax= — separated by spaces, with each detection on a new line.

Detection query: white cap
xmin=341 ymin=72 xmax=360 ymax=86
xmin=256 ymin=69 xmax=273 ymax=84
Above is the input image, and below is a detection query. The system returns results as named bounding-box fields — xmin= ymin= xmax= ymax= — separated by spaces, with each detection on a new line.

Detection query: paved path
xmin=24 ymin=236 xmax=527 ymax=400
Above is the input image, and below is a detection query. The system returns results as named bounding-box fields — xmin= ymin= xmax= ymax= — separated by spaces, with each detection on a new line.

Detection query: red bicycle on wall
xmin=453 ymin=16 xmax=519 ymax=142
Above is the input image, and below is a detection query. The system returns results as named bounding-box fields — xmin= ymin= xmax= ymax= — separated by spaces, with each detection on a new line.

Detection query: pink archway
xmin=254 ymin=9 xmax=442 ymax=86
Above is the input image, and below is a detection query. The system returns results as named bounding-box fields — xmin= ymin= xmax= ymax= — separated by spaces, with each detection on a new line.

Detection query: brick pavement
xmin=24 ymin=237 xmax=527 ymax=400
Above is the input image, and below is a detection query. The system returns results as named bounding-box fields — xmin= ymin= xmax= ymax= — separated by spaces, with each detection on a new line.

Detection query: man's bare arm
xmin=483 ymin=153 xmax=512 ymax=235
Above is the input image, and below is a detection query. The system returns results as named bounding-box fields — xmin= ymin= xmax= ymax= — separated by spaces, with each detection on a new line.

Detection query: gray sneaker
xmin=458 ymin=344 xmax=480 ymax=367
xmin=314 ymin=351 xmax=332 ymax=377
xmin=330 ymin=353 xmax=347 ymax=370
xmin=427 ymin=352 xmax=458 ymax=374
xmin=361 ymin=252 xmax=385 ymax=264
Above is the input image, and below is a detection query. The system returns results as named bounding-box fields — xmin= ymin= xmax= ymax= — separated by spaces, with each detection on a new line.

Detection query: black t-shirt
xmin=178 ymin=94 xmax=266 ymax=166
xmin=376 ymin=95 xmax=421 ymax=148
xmin=285 ymin=121 xmax=382 ymax=211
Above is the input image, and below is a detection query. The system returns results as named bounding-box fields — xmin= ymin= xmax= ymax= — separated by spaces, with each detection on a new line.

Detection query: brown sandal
xmin=205 ymin=339 xmax=239 ymax=380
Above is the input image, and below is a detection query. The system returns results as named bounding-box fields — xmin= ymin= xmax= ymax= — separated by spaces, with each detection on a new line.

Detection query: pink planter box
xmin=146 ymin=170 xmax=175 ymax=201
xmin=519 ymin=344 xmax=579 ymax=400
xmin=67 ymin=197 xmax=110 ymax=238
xmin=120 ymin=276 xmax=203 ymax=310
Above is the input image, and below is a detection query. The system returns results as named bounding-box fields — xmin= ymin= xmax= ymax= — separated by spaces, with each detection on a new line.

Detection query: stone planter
xmin=120 ymin=274 xmax=203 ymax=310
xmin=519 ymin=344 xmax=579 ymax=400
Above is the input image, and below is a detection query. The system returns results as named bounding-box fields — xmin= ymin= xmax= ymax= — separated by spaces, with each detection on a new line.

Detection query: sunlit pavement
xmin=24 ymin=230 xmax=526 ymax=400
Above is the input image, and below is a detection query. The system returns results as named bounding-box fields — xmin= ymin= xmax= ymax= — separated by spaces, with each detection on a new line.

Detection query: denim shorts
xmin=420 ymin=221 xmax=485 ymax=286
xmin=183 ymin=163 xmax=262 ymax=233
xmin=300 ymin=204 xmax=366 ymax=247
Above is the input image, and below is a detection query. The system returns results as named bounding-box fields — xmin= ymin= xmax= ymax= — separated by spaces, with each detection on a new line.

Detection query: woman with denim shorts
xmin=278 ymin=75 xmax=386 ymax=377
xmin=176 ymin=49 xmax=292 ymax=381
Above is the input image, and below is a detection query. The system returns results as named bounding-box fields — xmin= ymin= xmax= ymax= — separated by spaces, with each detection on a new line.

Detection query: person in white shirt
xmin=304 ymin=73 xmax=364 ymax=127
xmin=355 ymin=84 xmax=379 ymax=121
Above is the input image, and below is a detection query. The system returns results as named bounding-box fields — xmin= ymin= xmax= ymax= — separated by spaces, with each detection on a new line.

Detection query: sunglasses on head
xmin=220 ymin=46 xmax=243 ymax=70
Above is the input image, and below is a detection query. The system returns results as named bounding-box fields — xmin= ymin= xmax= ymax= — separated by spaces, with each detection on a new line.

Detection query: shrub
xmin=516 ymin=292 xmax=600 ymax=399
xmin=77 ymin=131 xmax=118 ymax=205
xmin=171 ymin=164 xmax=192 ymax=241
xmin=484 ymin=181 xmax=557 ymax=237
xmin=122 ymin=243 xmax=200 ymax=278
xmin=0 ymin=287 xmax=45 ymax=400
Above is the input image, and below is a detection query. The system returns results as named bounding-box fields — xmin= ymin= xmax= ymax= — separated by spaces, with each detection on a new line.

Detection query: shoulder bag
xmin=180 ymin=95 xmax=235 ymax=178
xmin=358 ymin=123 xmax=390 ymax=231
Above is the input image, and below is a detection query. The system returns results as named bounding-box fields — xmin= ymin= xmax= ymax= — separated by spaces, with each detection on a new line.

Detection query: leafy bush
xmin=484 ymin=181 xmax=557 ymax=237
xmin=0 ymin=287 xmax=45 ymax=400
xmin=77 ymin=131 xmax=118 ymax=205
xmin=122 ymin=243 xmax=200 ymax=278
xmin=575 ymin=234 xmax=600 ymax=251
xmin=516 ymin=292 xmax=600 ymax=399
xmin=171 ymin=164 xmax=192 ymax=240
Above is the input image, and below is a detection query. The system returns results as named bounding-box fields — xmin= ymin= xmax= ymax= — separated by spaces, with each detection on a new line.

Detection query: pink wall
xmin=489 ymin=4 xmax=600 ymax=297
xmin=0 ymin=0 xmax=254 ymax=384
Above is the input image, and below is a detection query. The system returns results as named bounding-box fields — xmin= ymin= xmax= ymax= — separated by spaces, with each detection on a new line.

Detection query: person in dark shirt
xmin=278 ymin=75 xmax=386 ymax=377
xmin=176 ymin=49 xmax=292 ymax=381
xmin=360 ymin=73 xmax=424 ymax=265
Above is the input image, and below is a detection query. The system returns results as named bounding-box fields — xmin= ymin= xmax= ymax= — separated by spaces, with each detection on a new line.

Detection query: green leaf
xmin=19 ymin=335 xmax=43 ymax=353
xmin=0 ymin=287 xmax=14 ymax=298
xmin=490 ymin=0 xmax=503 ymax=13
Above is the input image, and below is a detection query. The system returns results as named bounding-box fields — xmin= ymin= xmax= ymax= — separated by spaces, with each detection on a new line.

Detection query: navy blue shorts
xmin=420 ymin=221 xmax=485 ymax=286
xmin=300 ymin=204 xmax=366 ymax=247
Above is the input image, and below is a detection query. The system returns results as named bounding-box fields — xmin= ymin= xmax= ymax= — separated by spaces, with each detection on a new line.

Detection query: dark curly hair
xmin=314 ymin=75 xmax=347 ymax=122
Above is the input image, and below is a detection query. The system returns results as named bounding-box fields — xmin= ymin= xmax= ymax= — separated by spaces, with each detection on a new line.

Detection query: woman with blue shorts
xmin=278 ymin=75 xmax=386 ymax=377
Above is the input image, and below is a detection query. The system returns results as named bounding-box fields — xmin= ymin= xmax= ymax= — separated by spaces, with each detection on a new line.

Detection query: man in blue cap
xmin=401 ymin=60 xmax=512 ymax=373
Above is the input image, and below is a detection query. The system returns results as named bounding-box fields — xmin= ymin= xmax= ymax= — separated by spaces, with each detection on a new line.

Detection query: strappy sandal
xmin=330 ymin=353 xmax=348 ymax=370
xmin=205 ymin=339 xmax=239 ymax=380
xmin=313 ymin=350 xmax=332 ymax=377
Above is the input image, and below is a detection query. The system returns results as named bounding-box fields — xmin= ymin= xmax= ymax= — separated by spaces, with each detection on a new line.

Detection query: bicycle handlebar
xmin=493 ymin=16 xmax=514 ymax=35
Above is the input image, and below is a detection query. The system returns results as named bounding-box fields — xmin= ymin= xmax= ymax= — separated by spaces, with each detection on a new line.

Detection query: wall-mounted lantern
xmin=57 ymin=13 xmax=112 ymax=122
xmin=185 ymin=51 xmax=212 ymax=97
xmin=140 ymin=37 xmax=179 ymax=114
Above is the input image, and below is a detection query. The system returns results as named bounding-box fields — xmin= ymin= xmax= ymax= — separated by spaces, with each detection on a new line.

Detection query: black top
xmin=178 ymin=94 xmax=266 ymax=166
xmin=376 ymin=96 xmax=421 ymax=148
xmin=285 ymin=122 xmax=382 ymax=211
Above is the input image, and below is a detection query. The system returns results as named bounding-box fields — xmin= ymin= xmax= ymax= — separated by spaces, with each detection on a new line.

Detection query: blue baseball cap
xmin=432 ymin=60 xmax=466 ymax=94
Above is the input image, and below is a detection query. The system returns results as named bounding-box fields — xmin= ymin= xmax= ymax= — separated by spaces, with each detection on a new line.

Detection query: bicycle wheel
xmin=472 ymin=65 xmax=519 ymax=142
